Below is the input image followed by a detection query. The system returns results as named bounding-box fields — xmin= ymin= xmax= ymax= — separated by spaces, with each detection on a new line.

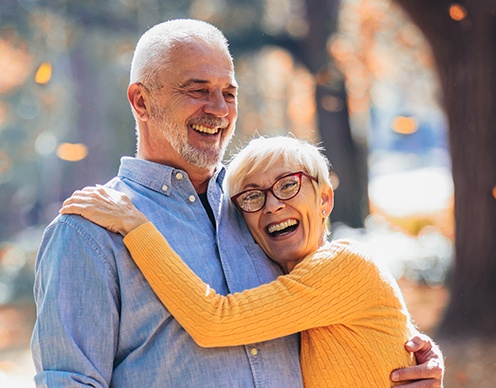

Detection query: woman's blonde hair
xmin=225 ymin=135 xmax=332 ymax=198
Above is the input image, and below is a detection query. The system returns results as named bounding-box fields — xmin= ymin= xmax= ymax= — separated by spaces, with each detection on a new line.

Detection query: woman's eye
xmin=280 ymin=180 xmax=298 ymax=191
xmin=243 ymin=191 xmax=263 ymax=203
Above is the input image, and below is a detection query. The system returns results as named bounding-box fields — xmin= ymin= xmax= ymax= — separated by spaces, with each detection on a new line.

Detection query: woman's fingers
xmin=59 ymin=185 xmax=146 ymax=236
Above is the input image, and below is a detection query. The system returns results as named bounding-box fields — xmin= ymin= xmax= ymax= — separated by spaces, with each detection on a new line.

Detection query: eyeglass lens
xmin=235 ymin=173 xmax=301 ymax=212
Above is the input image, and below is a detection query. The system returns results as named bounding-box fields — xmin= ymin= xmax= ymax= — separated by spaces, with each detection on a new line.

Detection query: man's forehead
xmin=173 ymin=61 xmax=237 ymax=87
xmin=161 ymin=41 xmax=237 ymax=86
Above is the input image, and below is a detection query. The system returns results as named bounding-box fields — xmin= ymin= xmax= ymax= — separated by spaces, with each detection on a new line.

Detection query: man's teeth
xmin=267 ymin=219 xmax=298 ymax=234
xmin=192 ymin=124 xmax=219 ymax=134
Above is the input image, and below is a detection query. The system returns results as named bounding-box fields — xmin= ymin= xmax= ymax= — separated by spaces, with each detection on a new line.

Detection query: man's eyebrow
xmin=180 ymin=79 xmax=209 ymax=88
xmin=180 ymin=79 xmax=238 ymax=90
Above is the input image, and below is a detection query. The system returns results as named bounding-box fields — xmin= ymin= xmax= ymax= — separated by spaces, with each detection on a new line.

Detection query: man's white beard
xmin=174 ymin=133 xmax=225 ymax=169
xmin=151 ymin=103 xmax=232 ymax=169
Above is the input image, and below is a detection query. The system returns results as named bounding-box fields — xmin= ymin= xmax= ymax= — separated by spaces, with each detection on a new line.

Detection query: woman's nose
xmin=263 ymin=191 xmax=285 ymax=214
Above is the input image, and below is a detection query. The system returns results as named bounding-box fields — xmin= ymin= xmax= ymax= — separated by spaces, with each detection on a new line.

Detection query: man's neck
xmin=136 ymin=153 xmax=214 ymax=194
xmin=187 ymin=168 xmax=214 ymax=194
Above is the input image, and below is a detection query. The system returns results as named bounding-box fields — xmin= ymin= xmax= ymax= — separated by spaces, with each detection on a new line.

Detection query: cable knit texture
xmin=124 ymin=222 xmax=416 ymax=387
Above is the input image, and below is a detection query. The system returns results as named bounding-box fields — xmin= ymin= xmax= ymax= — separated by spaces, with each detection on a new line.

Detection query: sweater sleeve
xmin=124 ymin=222 xmax=377 ymax=348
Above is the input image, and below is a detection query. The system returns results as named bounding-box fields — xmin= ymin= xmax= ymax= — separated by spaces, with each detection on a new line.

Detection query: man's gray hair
xmin=130 ymin=19 xmax=231 ymax=88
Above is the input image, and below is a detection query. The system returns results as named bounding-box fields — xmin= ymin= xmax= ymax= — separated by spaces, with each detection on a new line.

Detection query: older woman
xmin=61 ymin=136 xmax=423 ymax=387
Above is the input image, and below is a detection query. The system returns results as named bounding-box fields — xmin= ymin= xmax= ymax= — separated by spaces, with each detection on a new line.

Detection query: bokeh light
xmin=391 ymin=116 xmax=418 ymax=135
xmin=34 ymin=132 xmax=58 ymax=157
xmin=34 ymin=62 xmax=52 ymax=85
xmin=56 ymin=143 xmax=88 ymax=162
xmin=0 ymin=151 xmax=11 ymax=175
xmin=449 ymin=4 xmax=468 ymax=21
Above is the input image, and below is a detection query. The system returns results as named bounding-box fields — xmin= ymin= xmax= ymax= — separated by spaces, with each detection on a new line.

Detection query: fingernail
xmin=391 ymin=371 xmax=398 ymax=381
xmin=407 ymin=340 xmax=417 ymax=349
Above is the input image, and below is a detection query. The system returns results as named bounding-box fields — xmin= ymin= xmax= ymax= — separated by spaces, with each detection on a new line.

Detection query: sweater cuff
xmin=123 ymin=221 xmax=157 ymax=248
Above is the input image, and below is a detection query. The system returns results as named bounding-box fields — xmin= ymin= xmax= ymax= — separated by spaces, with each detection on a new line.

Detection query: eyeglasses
xmin=231 ymin=171 xmax=318 ymax=213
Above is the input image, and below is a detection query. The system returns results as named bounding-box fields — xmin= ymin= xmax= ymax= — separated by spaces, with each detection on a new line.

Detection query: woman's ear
xmin=321 ymin=186 xmax=334 ymax=217
xmin=128 ymin=83 xmax=150 ymax=121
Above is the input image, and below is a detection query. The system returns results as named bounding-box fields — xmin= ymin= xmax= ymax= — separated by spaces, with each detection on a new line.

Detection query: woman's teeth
xmin=267 ymin=219 xmax=298 ymax=235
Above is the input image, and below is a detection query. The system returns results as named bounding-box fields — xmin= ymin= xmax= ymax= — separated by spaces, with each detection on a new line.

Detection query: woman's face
xmin=239 ymin=160 xmax=333 ymax=273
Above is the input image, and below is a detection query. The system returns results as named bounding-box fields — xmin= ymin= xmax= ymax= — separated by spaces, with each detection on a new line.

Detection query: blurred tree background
xmin=0 ymin=0 xmax=495 ymax=386
xmin=393 ymin=0 xmax=496 ymax=340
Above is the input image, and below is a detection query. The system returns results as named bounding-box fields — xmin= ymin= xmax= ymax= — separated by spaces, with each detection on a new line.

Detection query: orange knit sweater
xmin=124 ymin=222 xmax=415 ymax=387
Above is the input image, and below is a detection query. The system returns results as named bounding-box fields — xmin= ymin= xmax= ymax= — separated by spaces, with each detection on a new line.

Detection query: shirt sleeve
xmin=31 ymin=217 xmax=119 ymax=387
xmin=124 ymin=222 xmax=377 ymax=348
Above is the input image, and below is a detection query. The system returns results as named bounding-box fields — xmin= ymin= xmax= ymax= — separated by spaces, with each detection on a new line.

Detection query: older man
xmin=31 ymin=19 xmax=443 ymax=387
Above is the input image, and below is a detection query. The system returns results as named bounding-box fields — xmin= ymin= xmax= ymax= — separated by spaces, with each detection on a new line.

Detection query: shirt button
xmin=162 ymin=184 xmax=168 ymax=192
xmin=188 ymin=195 xmax=196 ymax=203
xmin=250 ymin=348 xmax=258 ymax=356
xmin=175 ymin=172 xmax=183 ymax=180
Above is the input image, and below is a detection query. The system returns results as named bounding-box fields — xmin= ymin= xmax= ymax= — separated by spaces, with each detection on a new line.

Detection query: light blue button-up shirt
xmin=31 ymin=157 xmax=302 ymax=387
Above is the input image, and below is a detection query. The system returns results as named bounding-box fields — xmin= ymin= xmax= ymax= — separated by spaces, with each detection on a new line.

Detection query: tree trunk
xmin=304 ymin=0 xmax=369 ymax=228
xmin=394 ymin=0 xmax=496 ymax=338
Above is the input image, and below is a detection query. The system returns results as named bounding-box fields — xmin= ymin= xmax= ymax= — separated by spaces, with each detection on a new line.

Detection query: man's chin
xmin=183 ymin=147 xmax=223 ymax=170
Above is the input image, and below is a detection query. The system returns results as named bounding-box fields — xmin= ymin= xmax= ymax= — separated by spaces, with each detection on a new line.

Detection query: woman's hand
xmin=390 ymin=334 xmax=444 ymax=387
xmin=60 ymin=186 xmax=148 ymax=236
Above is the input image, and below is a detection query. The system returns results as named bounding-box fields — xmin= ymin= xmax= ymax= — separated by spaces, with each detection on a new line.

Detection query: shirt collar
xmin=118 ymin=157 xmax=226 ymax=194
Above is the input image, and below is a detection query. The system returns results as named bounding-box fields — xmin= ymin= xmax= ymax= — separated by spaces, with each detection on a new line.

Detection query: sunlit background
xmin=0 ymin=0 xmax=464 ymax=386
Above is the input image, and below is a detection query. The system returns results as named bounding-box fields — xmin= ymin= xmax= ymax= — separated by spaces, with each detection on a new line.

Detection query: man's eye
xmin=190 ymin=89 xmax=208 ymax=96
xmin=224 ymin=92 xmax=237 ymax=102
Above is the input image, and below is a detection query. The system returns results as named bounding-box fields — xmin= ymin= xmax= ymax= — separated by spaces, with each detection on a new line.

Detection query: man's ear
xmin=321 ymin=187 xmax=334 ymax=216
xmin=128 ymin=83 xmax=150 ymax=121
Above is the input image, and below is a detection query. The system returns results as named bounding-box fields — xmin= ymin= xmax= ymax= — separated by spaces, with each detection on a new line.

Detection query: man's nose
xmin=203 ymin=90 xmax=229 ymax=117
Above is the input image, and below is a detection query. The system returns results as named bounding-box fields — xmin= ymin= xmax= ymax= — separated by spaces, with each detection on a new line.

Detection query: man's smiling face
xmin=148 ymin=38 xmax=238 ymax=169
